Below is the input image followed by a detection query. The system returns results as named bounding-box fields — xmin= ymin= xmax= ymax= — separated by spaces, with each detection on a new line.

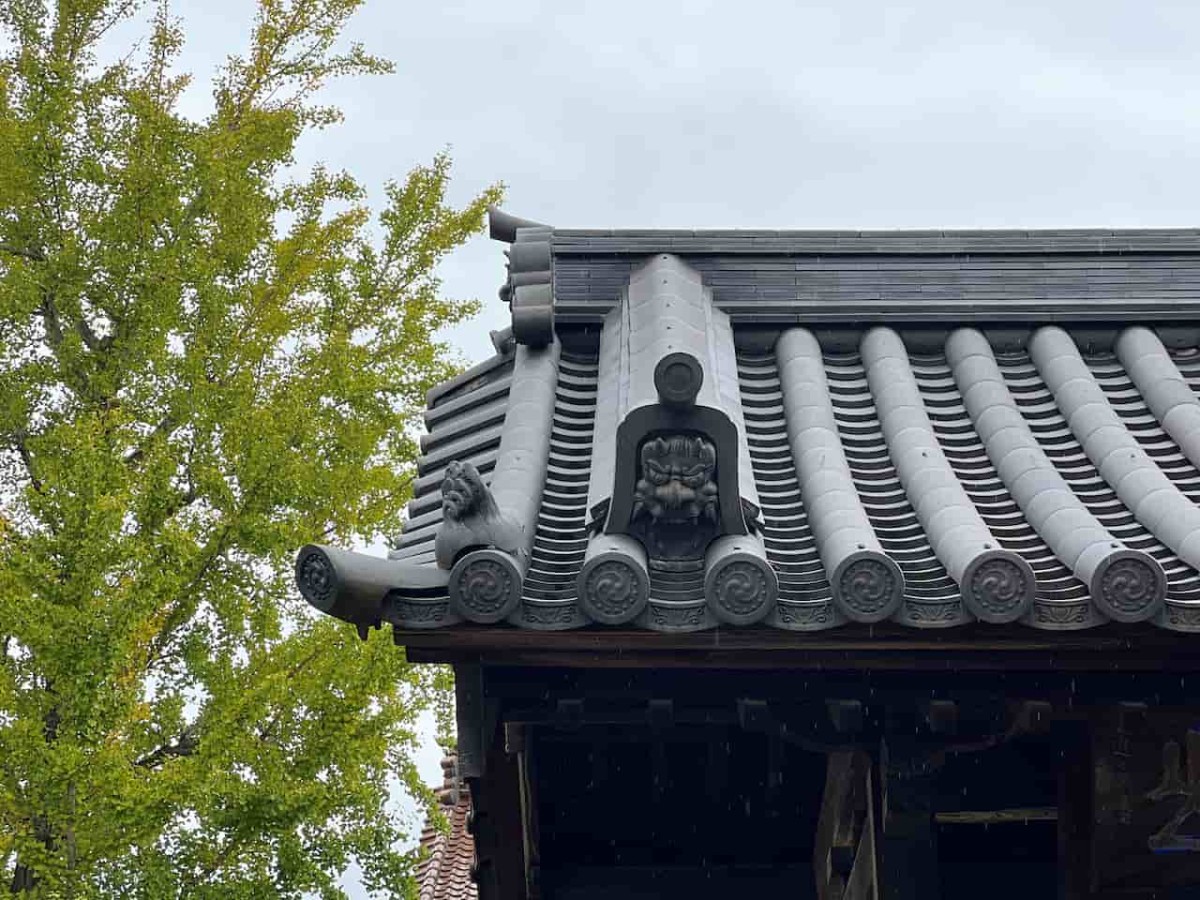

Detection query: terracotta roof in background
xmin=416 ymin=755 xmax=476 ymax=900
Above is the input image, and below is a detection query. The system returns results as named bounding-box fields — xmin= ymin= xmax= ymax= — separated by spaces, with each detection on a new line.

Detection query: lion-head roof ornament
xmin=435 ymin=461 xmax=523 ymax=570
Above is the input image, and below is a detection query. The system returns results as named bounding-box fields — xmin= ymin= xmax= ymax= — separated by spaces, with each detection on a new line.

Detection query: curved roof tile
xmin=301 ymin=220 xmax=1200 ymax=636
xmin=369 ymin=322 xmax=1200 ymax=633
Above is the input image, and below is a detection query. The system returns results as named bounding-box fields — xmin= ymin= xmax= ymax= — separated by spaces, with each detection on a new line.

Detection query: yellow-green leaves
xmin=0 ymin=1 xmax=500 ymax=895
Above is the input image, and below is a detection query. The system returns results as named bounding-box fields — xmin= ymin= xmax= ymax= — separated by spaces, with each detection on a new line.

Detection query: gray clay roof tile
xmin=387 ymin=316 xmax=1200 ymax=633
xmin=374 ymin=230 xmax=1200 ymax=635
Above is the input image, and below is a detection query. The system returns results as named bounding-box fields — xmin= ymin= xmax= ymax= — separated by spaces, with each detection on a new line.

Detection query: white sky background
xmin=115 ymin=0 xmax=1200 ymax=894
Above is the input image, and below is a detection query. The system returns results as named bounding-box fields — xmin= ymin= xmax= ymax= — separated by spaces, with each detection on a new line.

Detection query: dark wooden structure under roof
xmin=301 ymin=210 xmax=1200 ymax=899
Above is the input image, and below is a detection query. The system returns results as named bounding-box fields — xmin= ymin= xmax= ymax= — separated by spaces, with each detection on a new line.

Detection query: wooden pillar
xmin=1056 ymin=719 xmax=1094 ymax=900
xmin=815 ymin=749 xmax=878 ymax=900
xmin=506 ymin=723 xmax=542 ymax=899
xmin=878 ymin=739 xmax=940 ymax=900
xmin=455 ymin=663 xmax=486 ymax=779
xmin=464 ymin=672 xmax=527 ymax=900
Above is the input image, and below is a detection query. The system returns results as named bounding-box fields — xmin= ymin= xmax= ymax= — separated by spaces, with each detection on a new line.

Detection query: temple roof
xmin=296 ymin=213 xmax=1200 ymax=636
xmin=416 ymin=755 xmax=476 ymax=900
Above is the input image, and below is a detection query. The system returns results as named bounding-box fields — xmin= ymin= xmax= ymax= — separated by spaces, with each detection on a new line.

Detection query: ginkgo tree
xmin=0 ymin=0 xmax=500 ymax=896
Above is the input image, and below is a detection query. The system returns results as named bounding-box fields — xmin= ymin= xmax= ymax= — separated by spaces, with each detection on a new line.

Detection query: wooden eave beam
xmin=395 ymin=623 xmax=1200 ymax=671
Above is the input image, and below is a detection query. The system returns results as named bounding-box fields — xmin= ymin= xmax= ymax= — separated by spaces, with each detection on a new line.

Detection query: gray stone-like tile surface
xmin=365 ymin=227 xmax=1200 ymax=634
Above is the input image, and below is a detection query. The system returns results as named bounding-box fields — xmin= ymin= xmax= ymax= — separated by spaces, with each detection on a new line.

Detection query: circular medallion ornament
xmin=963 ymin=550 xmax=1036 ymax=624
xmin=704 ymin=549 xmax=778 ymax=626
xmin=449 ymin=549 xmax=521 ymax=624
xmin=296 ymin=545 xmax=337 ymax=612
xmin=1091 ymin=549 xmax=1165 ymax=623
xmin=832 ymin=551 xmax=904 ymax=623
xmin=578 ymin=554 xmax=649 ymax=625
xmin=653 ymin=351 xmax=703 ymax=407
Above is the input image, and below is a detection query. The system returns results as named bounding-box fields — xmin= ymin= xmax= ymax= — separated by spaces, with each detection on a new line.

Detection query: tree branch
xmin=124 ymin=414 xmax=178 ymax=466
xmin=86 ymin=0 xmax=140 ymax=47
xmin=38 ymin=290 xmax=109 ymax=353
xmin=12 ymin=432 xmax=43 ymax=493
xmin=144 ymin=525 xmax=234 ymax=670
xmin=12 ymin=693 xmax=62 ymax=893
xmin=134 ymin=723 xmax=200 ymax=769
xmin=38 ymin=295 xmax=64 ymax=349
xmin=183 ymin=831 xmax=251 ymax=897
xmin=0 ymin=242 xmax=45 ymax=262
xmin=74 ymin=314 xmax=106 ymax=352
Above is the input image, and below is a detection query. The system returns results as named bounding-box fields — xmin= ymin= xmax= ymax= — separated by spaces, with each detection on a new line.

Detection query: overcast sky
xmin=152 ymin=0 xmax=1200 ymax=893
xmin=171 ymin=0 xmax=1200 ymax=366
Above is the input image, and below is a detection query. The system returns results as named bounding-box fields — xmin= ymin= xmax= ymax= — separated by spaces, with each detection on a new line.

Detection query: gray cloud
xmin=302 ymin=0 xmax=1200 ymax=367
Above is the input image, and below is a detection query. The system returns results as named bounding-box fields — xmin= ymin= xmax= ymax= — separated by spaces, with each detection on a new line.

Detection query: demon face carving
xmin=630 ymin=434 xmax=719 ymax=559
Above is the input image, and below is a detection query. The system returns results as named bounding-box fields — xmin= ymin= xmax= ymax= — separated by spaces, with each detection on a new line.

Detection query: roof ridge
xmin=549 ymin=228 xmax=1200 ymax=258
xmin=554 ymin=226 xmax=1200 ymax=237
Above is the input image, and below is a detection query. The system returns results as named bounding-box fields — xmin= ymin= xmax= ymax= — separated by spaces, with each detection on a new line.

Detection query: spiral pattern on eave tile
xmin=737 ymin=351 xmax=840 ymax=629
xmin=449 ymin=341 xmax=561 ymax=624
xmin=862 ymin=327 xmax=1035 ymax=623
xmin=382 ymin=320 xmax=1200 ymax=633
xmin=948 ymin=328 xmax=1166 ymax=622
xmin=777 ymin=328 xmax=904 ymax=622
